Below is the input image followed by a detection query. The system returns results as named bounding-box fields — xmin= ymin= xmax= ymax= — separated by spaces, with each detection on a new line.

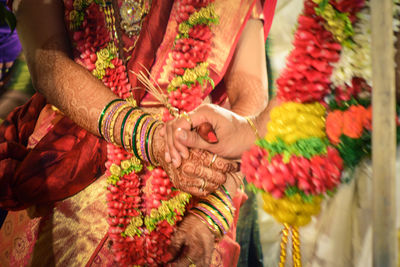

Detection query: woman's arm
xmin=14 ymin=0 xmax=118 ymax=137
xmin=163 ymin=18 xmax=269 ymax=166
xmin=224 ymin=18 xmax=269 ymax=116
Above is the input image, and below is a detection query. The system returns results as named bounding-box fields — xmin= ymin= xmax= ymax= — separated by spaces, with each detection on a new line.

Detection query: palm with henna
xmin=152 ymin=125 xmax=238 ymax=197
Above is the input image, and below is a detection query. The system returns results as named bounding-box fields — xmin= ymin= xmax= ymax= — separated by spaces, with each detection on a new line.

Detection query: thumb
xmin=176 ymin=129 xmax=211 ymax=150
xmin=168 ymin=230 xmax=185 ymax=260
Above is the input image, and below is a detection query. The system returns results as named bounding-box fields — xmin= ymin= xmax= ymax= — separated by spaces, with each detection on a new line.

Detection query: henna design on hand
xmin=152 ymin=127 xmax=237 ymax=196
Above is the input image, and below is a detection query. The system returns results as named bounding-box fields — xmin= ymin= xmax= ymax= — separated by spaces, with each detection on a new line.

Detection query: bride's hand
xmin=152 ymin=125 xmax=238 ymax=197
xmin=168 ymin=213 xmax=215 ymax=267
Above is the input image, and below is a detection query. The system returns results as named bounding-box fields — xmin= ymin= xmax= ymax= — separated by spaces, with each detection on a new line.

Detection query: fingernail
xmin=172 ymin=158 xmax=179 ymax=167
xmin=165 ymin=152 xmax=171 ymax=162
xmin=207 ymin=131 xmax=218 ymax=143
xmin=178 ymin=129 xmax=187 ymax=140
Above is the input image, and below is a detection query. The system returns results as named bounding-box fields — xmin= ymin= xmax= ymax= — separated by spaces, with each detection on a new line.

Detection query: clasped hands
xmin=152 ymin=118 xmax=238 ymax=197
xmin=150 ymin=104 xmax=252 ymax=266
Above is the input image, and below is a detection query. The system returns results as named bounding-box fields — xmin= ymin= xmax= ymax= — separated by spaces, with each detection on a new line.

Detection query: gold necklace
xmin=119 ymin=0 xmax=151 ymax=37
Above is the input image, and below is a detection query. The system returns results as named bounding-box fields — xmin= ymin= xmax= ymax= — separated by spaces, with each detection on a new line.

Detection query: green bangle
xmin=221 ymin=185 xmax=232 ymax=200
xmin=211 ymin=192 xmax=233 ymax=216
xmin=199 ymin=201 xmax=230 ymax=228
xmin=132 ymin=113 xmax=148 ymax=159
xmin=120 ymin=108 xmax=134 ymax=150
xmin=98 ymin=99 xmax=122 ymax=138
xmin=192 ymin=207 xmax=224 ymax=236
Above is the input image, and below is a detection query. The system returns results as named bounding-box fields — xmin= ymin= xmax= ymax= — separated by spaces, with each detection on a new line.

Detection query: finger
xmin=179 ymin=177 xmax=219 ymax=196
xmin=159 ymin=124 xmax=166 ymax=137
xmin=164 ymin=142 xmax=171 ymax=163
xmin=168 ymin=228 xmax=186 ymax=260
xmin=196 ymin=122 xmax=218 ymax=143
xmin=181 ymin=164 xmax=226 ymax=189
xmin=166 ymin=122 xmax=182 ymax=167
xmin=177 ymin=129 xmax=212 ymax=150
xmin=170 ymin=117 xmax=192 ymax=159
xmin=173 ymin=128 xmax=190 ymax=159
xmin=203 ymin=153 xmax=239 ymax=173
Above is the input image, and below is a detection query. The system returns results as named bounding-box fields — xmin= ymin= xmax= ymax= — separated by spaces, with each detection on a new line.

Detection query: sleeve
xmin=261 ymin=0 xmax=277 ymax=41
xmin=0 ymin=93 xmax=107 ymax=210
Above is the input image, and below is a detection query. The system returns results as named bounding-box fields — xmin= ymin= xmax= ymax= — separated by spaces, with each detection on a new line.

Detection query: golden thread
xmin=279 ymin=223 xmax=290 ymax=267
xmin=131 ymin=67 xmax=180 ymax=117
xmin=292 ymin=225 xmax=302 ymax=267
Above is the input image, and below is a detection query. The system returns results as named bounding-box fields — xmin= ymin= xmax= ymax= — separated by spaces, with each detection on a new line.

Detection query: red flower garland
xmin=242 ymin=145 xmax=343 ymax=198
xmin=276 ymin=1 xmax=342 ymax=102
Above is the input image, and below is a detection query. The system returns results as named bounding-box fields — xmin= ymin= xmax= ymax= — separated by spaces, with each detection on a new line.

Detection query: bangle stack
xmin=99 ymin=99 xmax=162 ymax=165
xmin=190 ymin=186 xmax=234 ymax=239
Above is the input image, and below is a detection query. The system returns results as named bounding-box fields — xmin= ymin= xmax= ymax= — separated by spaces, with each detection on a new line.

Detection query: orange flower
xmin=343 ymin=105 xmax=365 ymax=138
xmin=326 ymin=110 xmax=343 ymax=145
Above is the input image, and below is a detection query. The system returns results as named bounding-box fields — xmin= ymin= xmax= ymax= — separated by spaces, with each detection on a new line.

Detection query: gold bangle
xmin=190 ymin=209 xmax=222 ymax=238
xmin=147 ymin=121 xmax=162 ymax=166
xmin=109 ymin=104 xmax=131 ymax=145
xmin=214 ymin=189 xmax=235 ymax=212
xmin=124 ymin=110 xmax=143 ymax=152
xmin=197 ymin=202 xmax=230 ymax=230
xmin=245 ymin=116 xmax=261 ymax=140
xmin=206 ymin=195 xmax=233 ymax=219
xmin=100 ymin=100 xmax=124 ymax=139
xmin=202 ymin=197 xmax=233 ymax=226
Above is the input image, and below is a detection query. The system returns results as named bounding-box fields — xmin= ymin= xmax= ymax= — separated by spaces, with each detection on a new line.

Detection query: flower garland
xmin=242 ymin=0 xmax=400 ymax=265
xmin=64 ymin=0 xmax=218 ymax=266
xmin=163 ymin=0 xmax=218 ymax=120
xmin=241 ymin=0 xmax=366 ymax=265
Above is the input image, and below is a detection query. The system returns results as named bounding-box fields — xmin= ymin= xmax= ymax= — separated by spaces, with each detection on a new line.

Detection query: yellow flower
xmin=121 ymin=160 xmax=132 ymax=170
xmin=95 ymin=59 xmax=107 ymax=71
xmin=73 ymin=0 xmax=83 ymax=10
xmin=183 ymin=69 xmax=197 ymax=83
xmin=150 ymin=209 xmax=158 ymax=219
xmin=125 ymin=225 xmax=137 ymax=237
xmin=171 ymin=76 xmax=183 ymax=87
xmin=97 ymin=48 xmax=110 ymax=62
xmin=130 ymin=156 xmax=141 ymax=166
xmin=194 ymin=63 xmax=209 ymax=77
xmin=69 ymin=10 xmax=78 ymax=22
xmin=188 ymin=12 xmax=200 ymax=25
xmin=132 ymin=216 xmax=143 ymax=227
xmin=109 ymin=164 xmax=121 ymax=176
xmin=178 ymin=23 xmax=190 ymax=35
xmin=158 ymin=204 xmax=170 ymax=218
